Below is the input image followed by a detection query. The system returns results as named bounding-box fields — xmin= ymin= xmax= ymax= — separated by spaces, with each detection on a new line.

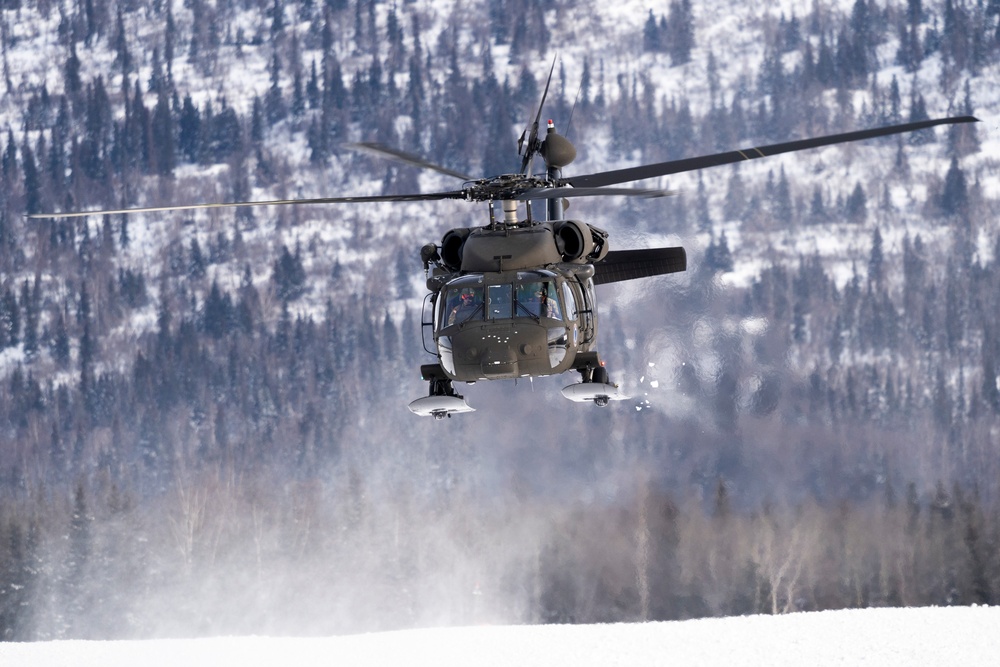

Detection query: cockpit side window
xmin=562 ymin=282 xmax=577 ymax=319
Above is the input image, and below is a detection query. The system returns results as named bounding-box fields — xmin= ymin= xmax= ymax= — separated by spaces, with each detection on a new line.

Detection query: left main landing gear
xmin=408 ymin=364 xmax=476 ymax=419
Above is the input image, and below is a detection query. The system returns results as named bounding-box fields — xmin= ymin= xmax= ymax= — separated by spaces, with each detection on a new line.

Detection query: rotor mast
xmin=547 ymin=157 xmax=563 ymax=222
xmin=502 ymin=199 xmax=519 ymax=226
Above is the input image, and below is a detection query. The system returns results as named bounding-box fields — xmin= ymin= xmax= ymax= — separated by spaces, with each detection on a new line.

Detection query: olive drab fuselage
xmin=424 ymin=220 xmax=604 ymax=383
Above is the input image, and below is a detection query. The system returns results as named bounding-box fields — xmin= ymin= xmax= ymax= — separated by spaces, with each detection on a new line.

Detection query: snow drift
xmin=1 ymin=605 xmax=997 ymax=667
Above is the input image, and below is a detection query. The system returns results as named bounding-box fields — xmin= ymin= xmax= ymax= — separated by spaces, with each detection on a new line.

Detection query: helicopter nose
xmin=447 ymin=323 xmax=552 ymax=380
xmin=480 ymin=338 xmax=518 ymax=377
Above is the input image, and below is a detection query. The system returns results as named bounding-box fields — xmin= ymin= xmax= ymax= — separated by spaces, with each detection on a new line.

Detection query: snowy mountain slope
xmin=0 ymin=3 xmax=992 ymax=485
xmin=0 ymin=0 xmax=992 ymax=364
xmin=5 ymin=0 xmax=993 ymax=240
xmin=1 ymin=605 xmax=997 ymax=667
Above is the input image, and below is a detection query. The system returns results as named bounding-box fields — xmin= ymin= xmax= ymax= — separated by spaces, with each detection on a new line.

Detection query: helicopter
xmin=30 ymin=66 xmax=977 ymax=419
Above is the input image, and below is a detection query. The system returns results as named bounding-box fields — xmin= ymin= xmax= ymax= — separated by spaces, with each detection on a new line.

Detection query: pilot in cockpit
xmin=448 ymin=288 xmax=482 ymax=325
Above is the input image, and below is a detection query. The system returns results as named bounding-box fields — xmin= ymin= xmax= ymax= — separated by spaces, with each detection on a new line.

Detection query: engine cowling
xmin=440 ymin=228 xmax=470 ymax=271
xmin=553 ymin=220 xmax=594 ymax=262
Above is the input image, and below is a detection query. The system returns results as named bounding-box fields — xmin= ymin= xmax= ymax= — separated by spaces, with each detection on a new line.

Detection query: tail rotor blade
xmin=519 ymin=57 xmax=558 ymax=175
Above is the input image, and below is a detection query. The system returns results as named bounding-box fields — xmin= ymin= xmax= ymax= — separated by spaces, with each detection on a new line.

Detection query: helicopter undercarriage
xmin=408 ymin=353 xmax=625 ymax=419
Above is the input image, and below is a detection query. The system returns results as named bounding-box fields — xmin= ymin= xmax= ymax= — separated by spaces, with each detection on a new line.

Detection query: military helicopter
xmin=31 ymin=66 xmax=977 ymax=419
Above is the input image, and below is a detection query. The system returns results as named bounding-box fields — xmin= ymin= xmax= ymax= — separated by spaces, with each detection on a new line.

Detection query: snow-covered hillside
xmin=2 ymin=606 xmax=997 ymax=666
xmin=4 ymin=0 xmax=996 ymax=273
xmin=0 ymin=0 xmax=995 ymax=337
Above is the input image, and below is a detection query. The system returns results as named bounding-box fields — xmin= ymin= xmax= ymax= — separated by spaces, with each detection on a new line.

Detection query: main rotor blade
xmin=564 ymin=116 xmax=979 ymax=189
xmin=26 ymin=191 xmax=469 ymax=219
xmin=514 ymin=187 xmax=677 ymax=200
xmin=346 ymin=142 xmax=475 ymax=181
xmin=519 ymin=57 xmax=558 ymax=175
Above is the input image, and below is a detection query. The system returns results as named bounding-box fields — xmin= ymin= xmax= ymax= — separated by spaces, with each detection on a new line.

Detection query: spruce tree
xmin=643 ymin=11 xmax=664 ymax=53
xmin=941 ymin=158 xmax=968 ymax=218
xmin=152 ymin=91 xmax=175 ymax=177
xmin=178 ymin=95 xmax=200 ymax=162
xmin=868 ymin=227 xmax=884 ymax=287
xmin=21 ymin=139 xmax=41 ymax=215
xmin=845 ymin=182 xmax=867 ymax=223
xmin=667 ymin=0 xmax=695 ymax=65
xmin=0 ymin=287 xmax=19 ymax=350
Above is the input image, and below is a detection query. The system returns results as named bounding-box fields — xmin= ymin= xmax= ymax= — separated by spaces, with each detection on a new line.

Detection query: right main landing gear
xmin=561 ymin=357 xmax=626 ymax=407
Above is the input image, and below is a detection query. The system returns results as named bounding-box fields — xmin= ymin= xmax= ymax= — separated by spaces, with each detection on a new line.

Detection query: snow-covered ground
xmin=2 ymin=606 xmax=997 ymax=666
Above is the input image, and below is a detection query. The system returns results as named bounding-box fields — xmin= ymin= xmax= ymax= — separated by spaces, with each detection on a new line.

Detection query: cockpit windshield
xmin=439 ymin=272 xmax=563 ymax=329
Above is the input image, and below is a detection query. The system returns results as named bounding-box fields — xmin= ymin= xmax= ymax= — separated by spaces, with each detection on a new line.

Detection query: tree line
xmin=1 ymin=462 xmax=996 ymax=638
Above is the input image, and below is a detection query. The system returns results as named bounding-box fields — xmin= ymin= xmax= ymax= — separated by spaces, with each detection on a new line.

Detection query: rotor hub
xmin=463 ymin=174 xmax=552 ymax=202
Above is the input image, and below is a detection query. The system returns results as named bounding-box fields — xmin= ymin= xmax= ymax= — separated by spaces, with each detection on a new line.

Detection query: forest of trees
xmin=0 ymin=0 xmax=998 ymax=640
